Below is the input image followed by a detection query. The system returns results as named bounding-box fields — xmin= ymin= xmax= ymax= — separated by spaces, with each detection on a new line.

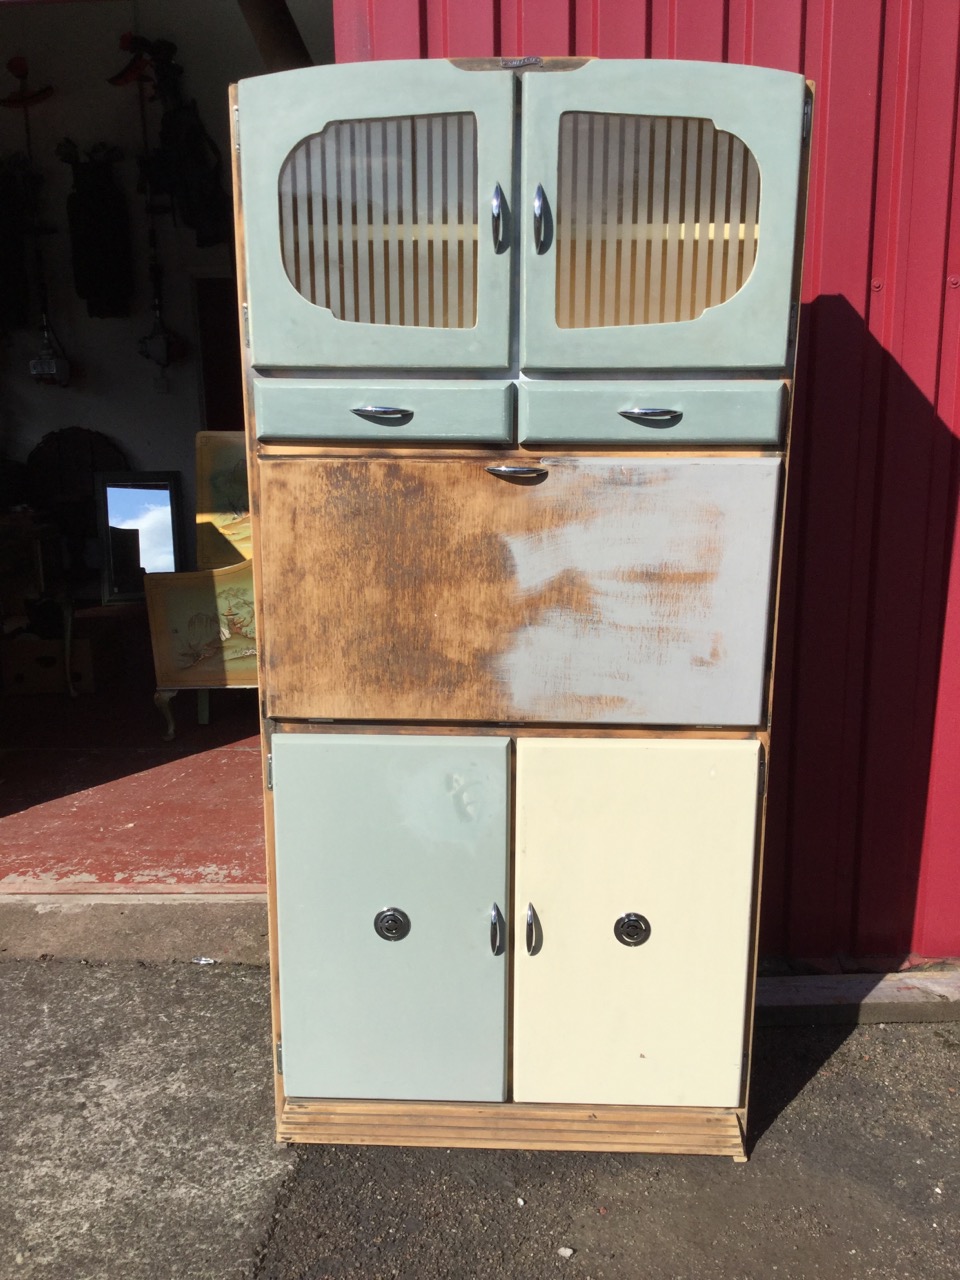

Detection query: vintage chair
xmin=144 ymin=432 xmax=256 ymax=738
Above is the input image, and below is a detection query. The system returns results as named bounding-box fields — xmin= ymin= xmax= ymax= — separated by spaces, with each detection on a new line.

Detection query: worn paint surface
xmin=0 ymin=745 xmax=265 ymax=894
xmin=496 ymin=458 xmax=778 ymax=722
xmin=258 ymin=456 xmax=779 ymax=724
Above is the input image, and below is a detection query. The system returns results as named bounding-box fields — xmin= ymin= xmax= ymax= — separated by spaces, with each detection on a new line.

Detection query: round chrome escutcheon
xmin=614 ymin=913 xmax=651 ymax=947
xmin=374 ymin=908 xmax=411 ymax=941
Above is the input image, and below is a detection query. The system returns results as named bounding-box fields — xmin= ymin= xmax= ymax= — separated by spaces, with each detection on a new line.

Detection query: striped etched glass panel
xmin=278 ymin=114 xmax=478 ymax=328
xmin=555 ymin=113 xmax=761 ymax=329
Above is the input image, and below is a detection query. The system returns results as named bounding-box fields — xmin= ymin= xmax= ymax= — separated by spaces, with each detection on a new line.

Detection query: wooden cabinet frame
xmin=232 ymin=58 xmax=811 ymax=1162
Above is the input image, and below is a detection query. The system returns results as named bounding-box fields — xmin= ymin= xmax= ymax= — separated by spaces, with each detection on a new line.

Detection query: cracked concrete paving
xmin=1 ymin=901 xmax=958 ymax=1280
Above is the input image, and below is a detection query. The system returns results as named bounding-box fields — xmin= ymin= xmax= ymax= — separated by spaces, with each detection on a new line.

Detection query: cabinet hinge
xmin=275 ymin=1040 xmax=283 ymax=1075
xmin=266 ymin=753 xmax=274 ymax=791
xmin=788 ymin=303 xmax=798 ymax=344
xmin=802 ymin=98 xmax=812 ymax=143
xmin=242 ymin=303 xmax=250 ymax=348
xmin=233 ymin=104 xmax=240 ymax=153
xmin=758 ymin=756 xmax=767 ymax=799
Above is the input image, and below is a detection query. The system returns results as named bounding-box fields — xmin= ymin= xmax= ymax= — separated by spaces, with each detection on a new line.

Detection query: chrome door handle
xmin=491 ymin=183 xmax=505 ymax=253
xmin=618 ymin=408 xmax=683 ymax=427
xmin=351 ymin=406 xmax=413 ymax=423
xmin=533 ymin=184 xmax=547 ymax=253
xmin=525 ymin=903 xmax=542 ymax=956
xmin=484 ymin=465 xmax=548 ymax=479
xmin=490 ymin=903 xmax=505 ymax=956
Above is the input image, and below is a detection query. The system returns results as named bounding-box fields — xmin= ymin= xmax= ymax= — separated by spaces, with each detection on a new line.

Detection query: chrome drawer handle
xmin=491 ymin=183 xmax=505 ymax=253
xmin=351 ymin=405 xmax=413 ymax=424
xmin=485 ymin=465 xmax=548 ymax=479
xmin=618 ymin=408 xmax=683 ymax=427
xmin=490 ymin=903 xmax=505 ymax=956
xmin=533 ymin=184 xmax=547 ymax=254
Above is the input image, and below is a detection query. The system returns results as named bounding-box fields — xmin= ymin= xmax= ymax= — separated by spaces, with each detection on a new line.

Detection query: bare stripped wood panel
xmin=270 ymin=722 xmax=770 ymax=742
xmin=278 ymin=1098 xmax=746 ymax=1157
xmin=257 ymin=456 xmax=780 ymax=724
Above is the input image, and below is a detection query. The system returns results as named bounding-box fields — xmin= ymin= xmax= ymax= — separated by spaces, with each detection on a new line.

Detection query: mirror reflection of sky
xmin=107 ymin=487 xmax=175 ymax=572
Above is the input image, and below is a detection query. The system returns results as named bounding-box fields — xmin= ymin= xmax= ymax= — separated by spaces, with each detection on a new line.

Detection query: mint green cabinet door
xmin=237 ymin=62 xmax=514 ymax=370
xmin=272 ymin=734 xmax=510 ymax=1102
xmin=520 ymin=61 xmax=806 ymax=371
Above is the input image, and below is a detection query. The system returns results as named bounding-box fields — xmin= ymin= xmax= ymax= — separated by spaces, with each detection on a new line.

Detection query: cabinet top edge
xmin=235 ymin=58 xmax=808 ymax=92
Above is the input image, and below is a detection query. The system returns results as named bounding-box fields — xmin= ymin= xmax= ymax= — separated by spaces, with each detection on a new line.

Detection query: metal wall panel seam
xmin=776 ymin=0 xmax=888 ymax=957
xmin=916 ymin=2 xmax=960 ymax=955
xmin=855 ymin=0 xmax=960 ymax=954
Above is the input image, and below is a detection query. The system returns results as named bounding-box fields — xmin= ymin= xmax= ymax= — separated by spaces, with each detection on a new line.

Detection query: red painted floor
xmin=0 ymin=606 xmax=266 ymax=894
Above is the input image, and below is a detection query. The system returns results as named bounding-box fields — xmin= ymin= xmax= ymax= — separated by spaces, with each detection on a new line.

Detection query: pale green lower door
xmin=513 ymin=738 xmax=761 ymax=1107
xmin=272 ymin=734 xmax=510 ymax=1101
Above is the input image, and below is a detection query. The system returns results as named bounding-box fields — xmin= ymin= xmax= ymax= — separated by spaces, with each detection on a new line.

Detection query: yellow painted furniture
xmin=144 ymin=432 xmax=256 ymax=739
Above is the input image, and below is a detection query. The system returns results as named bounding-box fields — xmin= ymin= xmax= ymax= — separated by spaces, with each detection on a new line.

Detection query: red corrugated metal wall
xmin=332 ymin=0 xmax=960 ymax=962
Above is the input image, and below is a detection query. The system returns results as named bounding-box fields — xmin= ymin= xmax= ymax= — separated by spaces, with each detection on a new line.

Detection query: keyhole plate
xmin=374 ymin=908 xmax=411 ymax=941
xmin=614 ymin=913 xmax=651 ymax=947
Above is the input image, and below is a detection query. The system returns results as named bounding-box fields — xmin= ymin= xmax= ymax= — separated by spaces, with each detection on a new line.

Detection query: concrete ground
xmin=1 ymin=898 xmax=958 ymax=1280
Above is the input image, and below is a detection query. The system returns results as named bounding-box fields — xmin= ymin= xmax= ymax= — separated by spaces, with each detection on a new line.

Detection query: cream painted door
xmin=512 ymin=738 xmax=761 ymax=1107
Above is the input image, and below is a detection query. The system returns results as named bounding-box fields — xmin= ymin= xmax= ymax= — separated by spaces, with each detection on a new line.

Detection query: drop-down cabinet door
xmin=271 ymin=733 xmax=510 ymax=1101
xmin=513 ymin=738 xmax=762 ymax=1107
xmin=237 ymin=61 xmax=515 ymax=370
xmin=520 ymin=60 xmax=806 ymax=371
xmin=257 ymin=455 xmax=781 ymax=726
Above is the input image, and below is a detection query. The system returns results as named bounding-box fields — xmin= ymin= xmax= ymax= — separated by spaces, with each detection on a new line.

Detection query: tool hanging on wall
xmin=1 ymin=56 xmax=70 ymax=385
xmin=57 ymin=139 xmax=134 ymax=319
xmin=109 ymin=33 xmax=230 ymax=249
xmin=109 ymin=34 xmax=192 ymax=388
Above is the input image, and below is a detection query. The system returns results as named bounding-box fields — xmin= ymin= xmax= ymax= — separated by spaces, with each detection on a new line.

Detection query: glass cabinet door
xmin=520 ymin=61 xmax=806 ymax=371
xmin=237 ymin=62 xmax=515 ymax=370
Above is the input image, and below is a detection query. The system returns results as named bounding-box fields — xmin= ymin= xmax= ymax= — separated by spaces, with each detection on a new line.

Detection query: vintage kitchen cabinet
xmin=232 ymin=57 xmax=810 ymax=1160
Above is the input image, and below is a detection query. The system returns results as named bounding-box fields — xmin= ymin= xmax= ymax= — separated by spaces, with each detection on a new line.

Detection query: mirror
xmin=95 ymin=471 xmax=183 ymax=603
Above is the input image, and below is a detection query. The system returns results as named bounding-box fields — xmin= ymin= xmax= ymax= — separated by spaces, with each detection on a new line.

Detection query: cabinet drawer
xmin=518 ymin=380 xmax=786 ymax=446
xmin=254 ymin=379 xmax=514 ymax=444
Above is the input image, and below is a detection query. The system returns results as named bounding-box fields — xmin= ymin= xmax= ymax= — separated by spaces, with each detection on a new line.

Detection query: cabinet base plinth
xmin=278 ymin=1098 xmax=747 ymax=1160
